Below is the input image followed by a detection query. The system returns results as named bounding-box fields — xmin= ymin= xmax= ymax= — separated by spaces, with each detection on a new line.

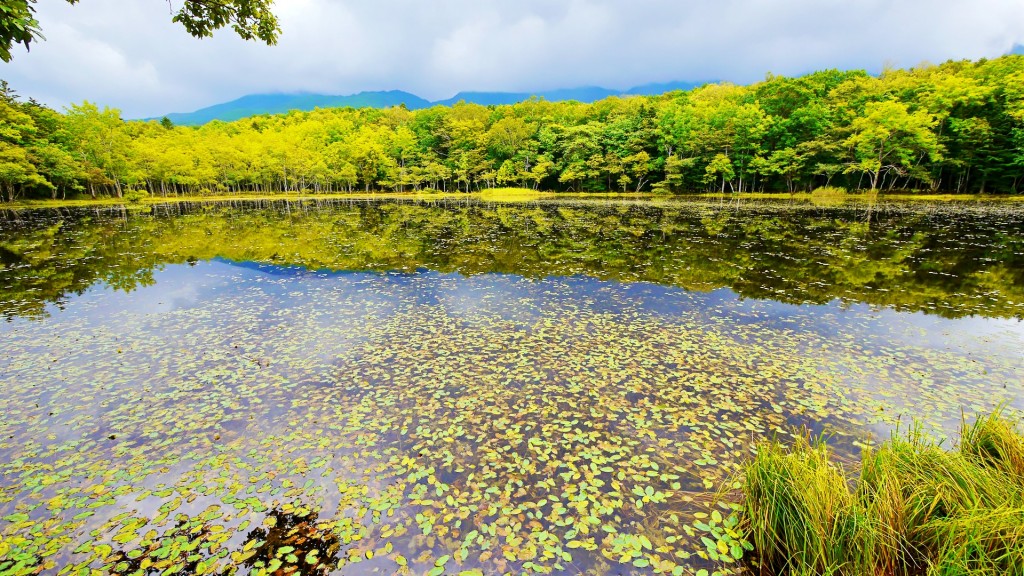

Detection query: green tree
xmin=704 ymin=153 xmax=735 ymax=193
xmin=63 ymin=102 xmax=132 ymax=197
xmin=0 ymin=141 xmax=48 ymax=200
xmin=844 ymin=100 xmax=942 ymax=190
xmin=5 ymin=55 xmax=1024 ymax=199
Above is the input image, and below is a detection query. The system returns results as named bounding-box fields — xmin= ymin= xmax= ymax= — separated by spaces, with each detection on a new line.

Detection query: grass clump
xmin=744 ymin=436 xmax=870 ymax=575
xmin=741 ymin=411 xmax=1024 ymax=575
xmin=809 ymin=186 xmax=850 ymax=207
xmin=961 ymin=410 xmax=1024 ymax=478
xmin=810 ymin=186 xmax=848 ymax=198
xmin=477 ymin=187 xmax=552 ymax=202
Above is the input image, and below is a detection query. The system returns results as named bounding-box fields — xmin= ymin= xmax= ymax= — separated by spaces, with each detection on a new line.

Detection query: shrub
xmin=810 ymin=186 xmax=848 ymax=198
xmin=124 ymin=189 xmax=149 ymax=203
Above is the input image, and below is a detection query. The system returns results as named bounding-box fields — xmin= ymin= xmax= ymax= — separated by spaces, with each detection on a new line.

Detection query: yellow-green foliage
xmin=743 ymin=411 xmax=1024 ymax=575
xmin=810 ymin=186 xmax=848 ymax=198
xmin=961 ymin=410 xmax=1024 ymax=479
xmin=809 ymin=186 xmax=849 ymax=206
xmin=4 ymin=56 xmax=1024 ymax=201
xmin=477 ymin=187 xmax=551 ymax=201
xmin=743 ymin=436 xmax=870 ymax=575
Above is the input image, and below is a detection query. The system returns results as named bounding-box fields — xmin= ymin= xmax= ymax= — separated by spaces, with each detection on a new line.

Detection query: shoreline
xmin=2 ymin=190 xmax=1023 ymax=210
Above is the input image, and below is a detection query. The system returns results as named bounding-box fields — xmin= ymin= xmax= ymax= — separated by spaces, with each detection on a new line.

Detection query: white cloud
xmin=2 ymin=0 xmax=1023 ymax=118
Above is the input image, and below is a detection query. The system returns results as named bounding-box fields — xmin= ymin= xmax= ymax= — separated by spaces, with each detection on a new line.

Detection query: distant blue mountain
xmin=623 ymin=81 xmax=706 ymax=96
xmin=160 ymin=91 xmax=432 ymax=125
xmin=153 ymin=81 xmax=708 ymax=125
xmin=1011 ymin=44 xmax=1024 ymax=55
xmin=432 ymin=86 xmax=622 ymax=107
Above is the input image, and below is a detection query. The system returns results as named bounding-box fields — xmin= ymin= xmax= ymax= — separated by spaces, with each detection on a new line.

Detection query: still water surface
xmin=0 ymin=198 xmax=1022 ymax=575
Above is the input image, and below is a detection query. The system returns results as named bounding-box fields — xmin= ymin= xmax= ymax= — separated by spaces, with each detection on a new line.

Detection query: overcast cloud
xmin=4 ymin=0 xmax=1024 ymax=118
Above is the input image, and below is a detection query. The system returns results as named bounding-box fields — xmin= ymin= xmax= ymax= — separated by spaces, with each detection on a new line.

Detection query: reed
xmin=739 ymin=410 xmax=1024 ymax=575
xmin=743 ymin=435 xmax=870 ymax=575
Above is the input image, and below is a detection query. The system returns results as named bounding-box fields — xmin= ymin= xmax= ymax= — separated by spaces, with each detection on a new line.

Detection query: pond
xmin=1 ymin=198 xmax=1022 ymax=576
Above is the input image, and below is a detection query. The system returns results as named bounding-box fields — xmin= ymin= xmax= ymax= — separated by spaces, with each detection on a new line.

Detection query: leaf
xmin=701 ymin=536 xmax=716 ymax=552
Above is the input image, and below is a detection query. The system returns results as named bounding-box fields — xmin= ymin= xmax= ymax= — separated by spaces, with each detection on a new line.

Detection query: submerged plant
xmin=692 ymin=508 xmax=751 ymax=566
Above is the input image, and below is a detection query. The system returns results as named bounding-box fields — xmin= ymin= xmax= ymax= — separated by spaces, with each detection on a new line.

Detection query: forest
xmin=1 ymin=55 xmax=1023 ymax=201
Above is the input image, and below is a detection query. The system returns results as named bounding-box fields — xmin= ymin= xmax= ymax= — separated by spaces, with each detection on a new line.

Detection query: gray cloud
xmin=3 ymin=0 xmax=1023 ymax=118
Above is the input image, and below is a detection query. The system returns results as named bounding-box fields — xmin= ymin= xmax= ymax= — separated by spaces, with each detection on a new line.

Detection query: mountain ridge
xmin=154 ymin=81 xmax=708 ymax=125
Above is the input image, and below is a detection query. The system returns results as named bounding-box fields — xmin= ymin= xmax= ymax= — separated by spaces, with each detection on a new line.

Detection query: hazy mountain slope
xmin=157 ymin=82 xmax=711 ymax=125
xmin=161 ymin=91 xmax=431 ymax=125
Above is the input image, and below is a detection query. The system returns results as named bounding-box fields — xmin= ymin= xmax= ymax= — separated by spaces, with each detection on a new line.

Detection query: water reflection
xmin=0 ymin=198 xmax=1022 ymax=575
xmin=1 ymin=198 xmax=1022 ymax=321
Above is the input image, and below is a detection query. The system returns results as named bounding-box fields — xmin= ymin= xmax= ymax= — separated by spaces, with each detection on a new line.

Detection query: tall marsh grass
xmin=741 ymin=411 xmax=1024 ymax=575
xmin=810 ymin=186 xmax=849 ymax=198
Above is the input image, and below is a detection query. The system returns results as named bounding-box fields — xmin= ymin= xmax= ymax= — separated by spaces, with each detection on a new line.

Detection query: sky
xmin=4 ymin=0 xmax=1024 ymax=119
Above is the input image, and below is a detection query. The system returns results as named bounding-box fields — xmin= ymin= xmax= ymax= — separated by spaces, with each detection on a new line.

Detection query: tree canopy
xmin=1 ymin=56 xmax=1023 ymax=200
xmin=0 ymin=0 xmax=279 ymax=62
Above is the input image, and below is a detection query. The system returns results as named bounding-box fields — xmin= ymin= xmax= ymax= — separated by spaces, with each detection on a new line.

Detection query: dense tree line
xmin=2 ymin=56 xmax=1024 ymax=201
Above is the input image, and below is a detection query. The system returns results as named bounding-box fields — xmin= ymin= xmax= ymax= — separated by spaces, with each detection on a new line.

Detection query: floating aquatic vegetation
xmin=0 ymin=199 xmax=1021 ymax=575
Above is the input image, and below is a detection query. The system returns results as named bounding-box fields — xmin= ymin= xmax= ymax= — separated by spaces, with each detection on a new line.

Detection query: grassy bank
xmin=3 ymin=188 xmax=1023 ymax=211
xmin=0 ymin=191 xmax=471 ymax=210
xmin=692 ymin=190 xmax=1024 ymax=204
xmin=740 ymin=411 xmax=1024 ymax=575
xmin=0 ymin=189 xmax=656 ymax=210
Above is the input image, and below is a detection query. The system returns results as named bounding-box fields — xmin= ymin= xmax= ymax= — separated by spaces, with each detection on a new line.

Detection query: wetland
xmin=0 ymin=197 xmax=1022 ymax=576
